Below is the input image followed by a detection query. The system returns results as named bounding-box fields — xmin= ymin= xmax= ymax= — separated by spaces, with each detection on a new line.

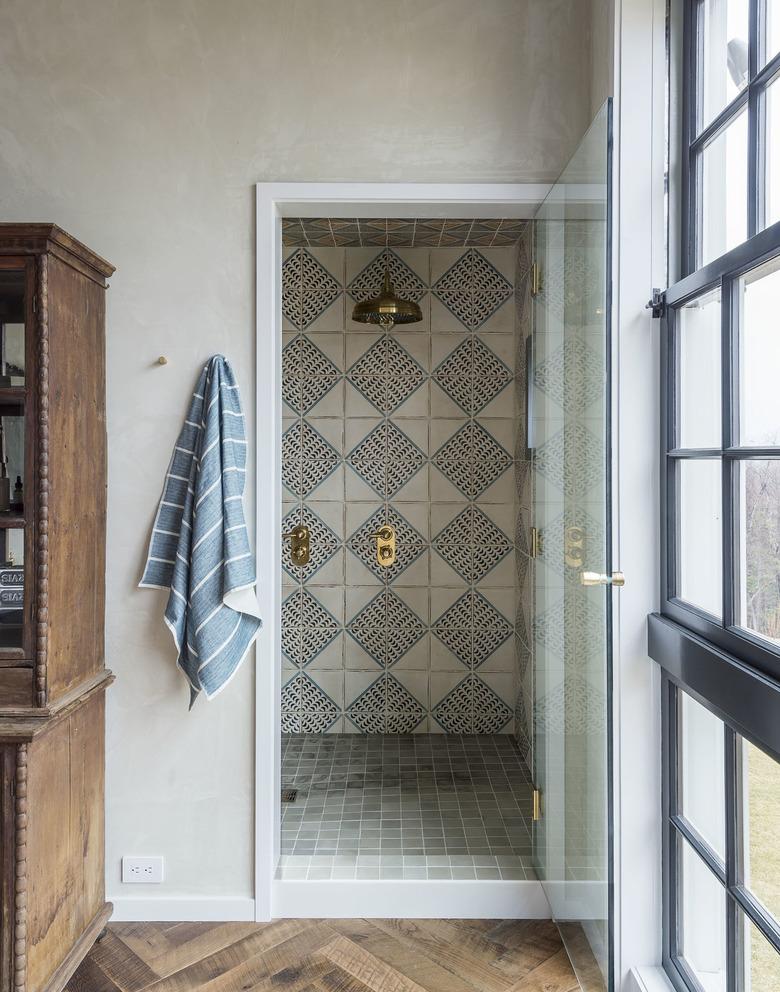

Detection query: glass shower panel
xmin=532 ymin=101 xmax=613 ymax=992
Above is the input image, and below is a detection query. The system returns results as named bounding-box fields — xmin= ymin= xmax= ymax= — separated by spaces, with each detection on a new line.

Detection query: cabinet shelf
xmin=0 ymin=515 xmax=25 ymax=529
xmin=0 ymin=387 xmax=25 ymax=407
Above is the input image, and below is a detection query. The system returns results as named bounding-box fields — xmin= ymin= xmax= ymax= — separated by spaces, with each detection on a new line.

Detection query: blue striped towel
xmin=140 ymin=356 xmax=261 ymax=707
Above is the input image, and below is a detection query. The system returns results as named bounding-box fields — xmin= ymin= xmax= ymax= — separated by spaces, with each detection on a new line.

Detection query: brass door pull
xmin=371 ymin=525 xmax=396 ymax=567
xmin=580 ymin=570 xmax=625 ymax=587
xmin=283 ymin=525 xmax=310 ymax=566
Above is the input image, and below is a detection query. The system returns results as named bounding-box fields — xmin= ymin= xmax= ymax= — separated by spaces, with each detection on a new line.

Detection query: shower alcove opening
xmin=259 ymin=188 xmax=545 ymax=921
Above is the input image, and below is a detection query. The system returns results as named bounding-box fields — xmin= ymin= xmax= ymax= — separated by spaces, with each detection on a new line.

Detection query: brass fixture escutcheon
xmin=282 ymin=524 xmax=310 ymax=566
xmin=564 ymin=525 xmax=585 ymax=568
xmin=371 ymin=525 xmax=396 ymax=567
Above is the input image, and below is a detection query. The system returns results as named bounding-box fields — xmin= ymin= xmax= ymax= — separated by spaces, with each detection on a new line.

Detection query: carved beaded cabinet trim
xmin=0 ymin=226 xmax=114 ymax=992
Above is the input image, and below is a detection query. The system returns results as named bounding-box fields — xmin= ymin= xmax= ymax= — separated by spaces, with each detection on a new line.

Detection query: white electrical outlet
xmin=121 ymin=856 xmax=164 ymax=884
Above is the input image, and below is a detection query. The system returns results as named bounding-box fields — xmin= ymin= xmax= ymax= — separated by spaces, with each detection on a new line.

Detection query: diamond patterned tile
xmin=533 ymin=593 xmax=606 ymax=665
xmin=535 ymin=674 xmax=606 ymax=735
xmin=346 ymin=592 xmax=387 ymax=666
xmin=282 ymin=335 xmax=342 ymax=415
xmin=281 ymin=671 xmax=341 ymax=733
xmin=432 ymin=506 xmax=513 ymax=584
xmin=431 ymin=421 xmax=512 ymax=500
xmin=347 ymin=590 xmax=426 ymax=668
xmin=281 ymin=589 xmax=340 ymax=667
xmin=346 ymin=672 xmax=426 ymax=732
xmin=346 ymin=421 xmax=425 ymax=498
xmin=346 ymin=336 xmax=426 ymax=414
xmin=432 ymin=673 xmax=512 ymax=733
xmin=346 ymin=505 xmax=426 ymax=583
xmin=534 ymin=422 xmax=605 ymax=498
xmin=282 ymin=505 xmax=341 ymax=583
xmin=471 ymin=677 xmax=513 ymax=733
xmin=348 ymin=248 xmax=427 ymax=303
xmin=432 ymin=337 xmax=513 ymax=415
xmin=433 ymin=249 xmax=513 ymax=331
xmin=472 ymin=623 xmax=514 ymax=668
xmin=282 ymin=249 xmax=342 ymax=331
xmin=281 ymin=420 xmax=341 ymax=499
xmin=472 ymin=593 xmax=513 ymax=665
xmin=431 ymin=590 xmax=513 ymax=668
xmin=534 ymin=335 xmax=604 ymax=414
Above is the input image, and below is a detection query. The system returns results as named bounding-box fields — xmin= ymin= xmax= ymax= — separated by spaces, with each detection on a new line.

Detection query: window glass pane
xmin=738 ymin=460 xmax=780 ymax=643
xmin=766 ymin=77 xmax=780 ymax=230
xmin=739 ymin=907 xmax=780 ymax=991
xmin=680 ymin=691 xmax=726 ymax=860
xmin=678 ymin=289 xmax=722 ymax=448
xmin=678 ymin=834 xmax=727 ymax=991
xmin=740 ymin=256 xmax=780 ymax=445
xmin=741 ymin=738 xmax=780 ymax=926
xmin=700 ymin=0 xmax=749 ymax=130
xmin=701 ymin=108 xmax=748 ymax=265
xmin=679 ymin=459 xmax=723 ymax=617
xmin=766 ymin=0 xmax=780 ymax=65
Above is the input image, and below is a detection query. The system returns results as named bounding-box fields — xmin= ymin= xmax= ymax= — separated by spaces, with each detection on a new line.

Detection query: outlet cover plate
xmin=122 ymin=856 xmax=164 ymax=884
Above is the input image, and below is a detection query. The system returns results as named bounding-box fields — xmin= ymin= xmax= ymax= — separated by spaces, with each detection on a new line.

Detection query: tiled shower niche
xmin=281 ymin=236 xmax=532 ymax=741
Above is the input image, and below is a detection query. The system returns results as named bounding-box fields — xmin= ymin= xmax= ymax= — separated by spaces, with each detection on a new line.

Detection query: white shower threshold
xmin=272 ymin=878 xmax=550 ymax=919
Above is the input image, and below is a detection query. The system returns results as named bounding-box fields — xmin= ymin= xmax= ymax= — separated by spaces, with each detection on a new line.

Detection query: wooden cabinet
xmin=0 ymin=226 xmax=113 ymax=992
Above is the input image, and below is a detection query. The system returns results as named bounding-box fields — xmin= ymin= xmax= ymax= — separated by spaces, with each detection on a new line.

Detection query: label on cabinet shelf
xmin=0 ymin=567 xmax=23 ymax=617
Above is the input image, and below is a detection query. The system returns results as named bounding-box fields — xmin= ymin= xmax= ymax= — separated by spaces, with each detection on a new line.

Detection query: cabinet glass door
xmin=0 ymin=261 xmax=30 ymax=655
xmin=531 ymin=101 xmax=613 ymax=990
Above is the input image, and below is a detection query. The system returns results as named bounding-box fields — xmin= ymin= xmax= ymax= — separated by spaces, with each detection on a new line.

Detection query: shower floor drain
xmin=281 ymin=788 xmax=298 ymax=804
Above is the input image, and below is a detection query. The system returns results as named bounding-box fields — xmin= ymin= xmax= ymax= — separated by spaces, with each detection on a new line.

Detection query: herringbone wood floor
xmin=64 ymin=918 xmax=580 ymax=992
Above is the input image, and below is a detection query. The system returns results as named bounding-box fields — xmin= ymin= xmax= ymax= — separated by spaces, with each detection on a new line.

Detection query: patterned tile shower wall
xmin=280 ymin=240 xmax=531 ymax=734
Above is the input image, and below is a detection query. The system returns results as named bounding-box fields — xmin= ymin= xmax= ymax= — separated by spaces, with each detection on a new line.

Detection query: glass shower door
xmin=531 ymin=100 xmax=613 ymax=991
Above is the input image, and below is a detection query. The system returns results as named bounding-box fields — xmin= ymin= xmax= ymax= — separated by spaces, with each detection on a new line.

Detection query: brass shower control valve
xmin=282 ymin=524 xmax=310 ymax=566
xmin=371 ymin=525 xmax=396 ymax=567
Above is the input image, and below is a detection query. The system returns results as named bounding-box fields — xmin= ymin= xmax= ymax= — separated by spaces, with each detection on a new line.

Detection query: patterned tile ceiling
xmin=282 ymin=217 xmax=528 ymax=248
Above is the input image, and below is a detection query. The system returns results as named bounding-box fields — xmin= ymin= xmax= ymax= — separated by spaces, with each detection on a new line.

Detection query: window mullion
xmin=748 ymin=0 xmax=763 ymax=236
xmin=682 ymin=0 xmax=700 ymax=276
xmin=722 ymin=275 xmax=736 ymax=628
xmin=663 ymin=676 xmax=676 ymax=970
xmin=725 ymin=727 xmax=739 ymax=992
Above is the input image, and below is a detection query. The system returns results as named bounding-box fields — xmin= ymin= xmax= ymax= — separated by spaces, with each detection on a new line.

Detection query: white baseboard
xmin=272 ymin=879 xmax=550 ymax=920
xmin=109 ymin=881 xmax=550 ymax=923
xmin=109 ymin=895 xmax=256 ymax=922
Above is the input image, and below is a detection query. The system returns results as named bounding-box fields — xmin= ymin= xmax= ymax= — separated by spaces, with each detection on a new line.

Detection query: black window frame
xmin=652 ymin=616 xmax=780 ymax=992
xmin=656 ymin=2 xmax=780 ymax=990
xmin=681 ymin=0 xmax=780 ymax=276
xmin=662 ymin=221 xmax=780 ymax=682
xmin=665 ymin=0 xmax=780 ymax=681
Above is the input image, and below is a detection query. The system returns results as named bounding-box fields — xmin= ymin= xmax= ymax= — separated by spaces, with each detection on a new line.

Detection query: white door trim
xmin=254 ymin=181 xmax=550 ymax=923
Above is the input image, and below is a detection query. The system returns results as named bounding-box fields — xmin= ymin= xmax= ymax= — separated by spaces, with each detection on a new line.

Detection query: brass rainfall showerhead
xmin=351 ymin=268 xmax=423 ymax=330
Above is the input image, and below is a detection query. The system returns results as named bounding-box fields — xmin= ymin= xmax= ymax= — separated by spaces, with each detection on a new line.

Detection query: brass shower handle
xmin=282 ymin=525 xmax=310 ymax=566
xmin=371 ymin=525 xmax=396 ymax=567
xmin=580 ymin=570 xmax=625 ymax=587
